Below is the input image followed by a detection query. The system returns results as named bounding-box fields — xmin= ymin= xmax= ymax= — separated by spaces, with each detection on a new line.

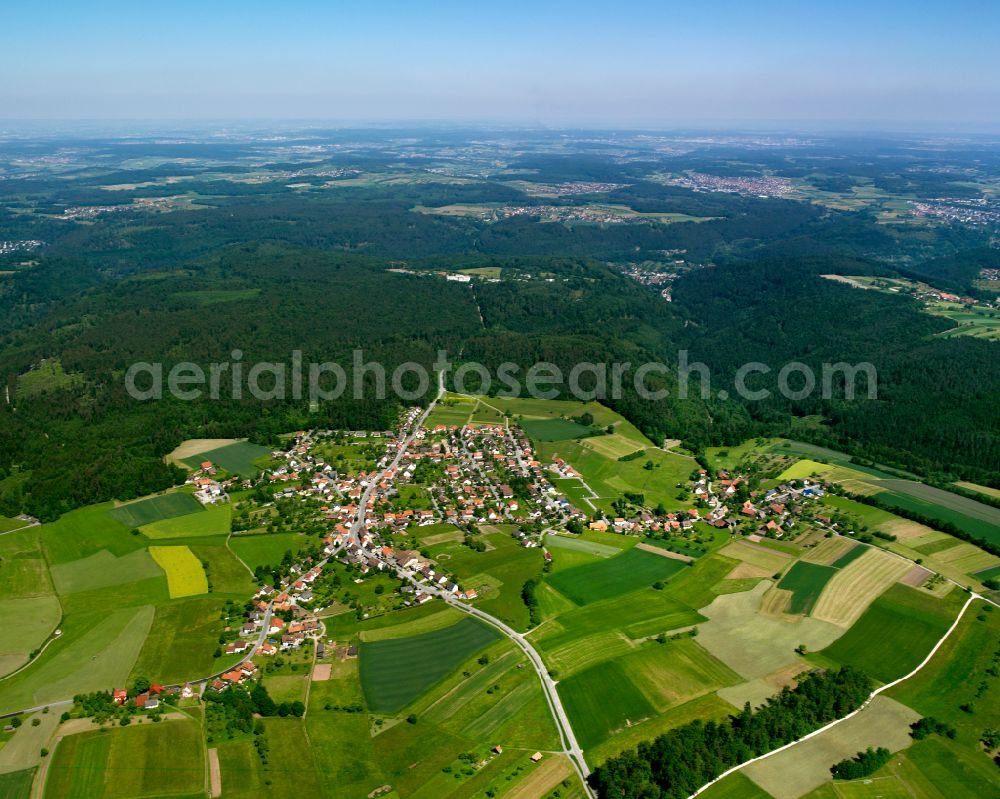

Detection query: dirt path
xmin=689 ymin=592 xmax=980 ymax=797
xmin=635 ymin=542 xmax=693 ymax=562
xmin=207 ymin=748 xmax=221 ymax=797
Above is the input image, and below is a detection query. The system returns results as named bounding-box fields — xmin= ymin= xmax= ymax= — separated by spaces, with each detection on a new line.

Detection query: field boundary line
xmin=225 ymin=532 xmax=255 ymax=577
xmin=0 ymin=522 xmax=39 ymax=537
xmin=687 ymin=591 xmax=980 ymax=798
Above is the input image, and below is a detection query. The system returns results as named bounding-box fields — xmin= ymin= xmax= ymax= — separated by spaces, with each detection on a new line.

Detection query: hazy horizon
xmin=4 ymin=1 xmax=999 ymax=130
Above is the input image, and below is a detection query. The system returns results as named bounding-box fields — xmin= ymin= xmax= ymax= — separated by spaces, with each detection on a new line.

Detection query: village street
xmin=345 ymin=373 xmax=596 ymax=797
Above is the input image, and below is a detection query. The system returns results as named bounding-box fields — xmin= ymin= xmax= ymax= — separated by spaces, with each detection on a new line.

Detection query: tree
xmin=830 ymin=747 xmax=891 ymax=780
xmin=406 ymin=714 xmax=418 ymax=724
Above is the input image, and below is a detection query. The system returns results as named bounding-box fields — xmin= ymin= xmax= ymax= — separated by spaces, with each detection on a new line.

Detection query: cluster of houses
xmin=585 ymin=470 xmax=826 ymax=541
xmin=111 ymin=683 xmax=168 ymax=710
xmin=186 ymin=461 xmax=231 ymax=504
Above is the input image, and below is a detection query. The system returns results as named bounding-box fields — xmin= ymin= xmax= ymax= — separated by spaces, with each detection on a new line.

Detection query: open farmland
xmin=128 ymin=597 xmax=226 ymax=684
xmin=556 ymin=636 xmax=741 ymax=750
xmin=698 ymin=772 xmax=773 ymax=799
xmin=530 ymin=586 xmax=704 ymax=677
xmin=719 ymin=541 xmax=792 ymax=576
xmin=105 ymin=492 xmax=204 ymax=528
xmin=811 ymin=547 xmax=911 ymax=627
xmin=697 ymin=581 xmax=843 ymax=680
xmin=189 ymin=543 xmax=256 ymax=595
xmin=360 ymin=616 xmax=501 ymax=713
xmin=0 ymin=769 xmax=35 ymax=799
xmin=182 ymin=440 xmax=271 ymax=476
xmin=44 ymin=717 xmax=204 ymax=799
xmin=558 ymin=658 xmax=657 ymax=749
xmin=137 ymin=504 xmax=230 ymax=539
xmin=539 ymin=438 xmax=695 ymax=511
xmin=579 ymin=432 xmax=645 ymax=459
xmin=520 ymin=418 xmax=596 ymax=442
xmin=0 ymin=596 xmax=61 ymax=676
xmin=546 ymin=547 xmax=687 ymax=605
xmin=623 ymin=638 xmax=742 ymax=711
xmin=165 ymin=437 xmax=240 ymax=464
xmin=428 ymin=530 xmax=544 ymax=630
xmin=777 ymin=561 xmax=837 ymax=614
xmin=885 ymin=599 xmax=1000 ymax=796
xmin=228 ymin=532 xmax=308 ymax=570
xmin=742 ymin=696 xmax=920 ymax=799
xmin=802 ymin=536 xmax=856 ymax=565
xmin=830 ymin=543 xmax=867 ymax=568
xmin=864 ymin=480 xmax=1000 ymax=546
xmin=545 ymin=532 xmax=621 ymax=558
xmin=148 ymin=546 xmax=208 ymax=598
xmin=49 ymin=548 xmax=164 ymax=595
xmin=817 ymin=583 xmax=964 ymax=683
xmin=0 ymin=516 xmax=28 ymax=534
xmin=38 ymin=504 xmax=144 ymax=565
xmin=0 ymin=605 xmax=154 ymax=714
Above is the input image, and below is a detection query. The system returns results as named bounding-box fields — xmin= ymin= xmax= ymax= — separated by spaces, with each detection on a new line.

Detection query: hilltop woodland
xmin=2 ymin=139 xmax=1000 ymax=519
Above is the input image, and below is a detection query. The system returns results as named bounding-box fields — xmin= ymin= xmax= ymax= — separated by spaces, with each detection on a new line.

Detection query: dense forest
xmin=1 ymin=131 xmax=999 ymax=518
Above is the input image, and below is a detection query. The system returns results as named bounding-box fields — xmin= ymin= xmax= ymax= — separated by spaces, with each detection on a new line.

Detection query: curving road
xmin=688 ymin=590 xmax=987 ymax=798
xmin=350 ymin=373 xmax=595 ymax=797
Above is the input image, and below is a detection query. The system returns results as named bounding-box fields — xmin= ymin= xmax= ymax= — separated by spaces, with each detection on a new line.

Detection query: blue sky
xmin=2 ymin=1 xmax=998 ymax=128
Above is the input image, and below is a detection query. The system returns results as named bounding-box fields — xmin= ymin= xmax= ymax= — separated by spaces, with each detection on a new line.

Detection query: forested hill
xmin=673 ymin=258 xmax=1000 ymax=482
xmin=1 ymin=131 xmax=999 ymax=518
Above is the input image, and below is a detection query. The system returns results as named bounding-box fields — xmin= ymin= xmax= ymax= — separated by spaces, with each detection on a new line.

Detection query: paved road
xmin=444 ymin=596 xmax=592 ymax=788
xmin=0 ymin=602 xmax=275 ymax=721
xmin=390 ymin=564 xmax=593 ymax=796
xmin=347 ymin=371 xmax=445 ymax=547
xmin=348 ymin=373 xmax=595 ymax=796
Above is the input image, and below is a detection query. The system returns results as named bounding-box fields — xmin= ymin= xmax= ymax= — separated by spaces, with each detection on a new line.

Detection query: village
xmin=96 ymin=405 xmax=844 ymax=713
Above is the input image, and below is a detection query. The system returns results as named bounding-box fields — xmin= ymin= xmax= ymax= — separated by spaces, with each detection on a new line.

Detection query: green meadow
xmin=884 ymin=599 xmax=1000 ymax=797
xmin=228 ymin=532 xmax=309 ymax=571
xmin=44 ymin=718 xmax=204 ymax=799
xmin=128 ymin=597 xmax=228 ymax=684
xmin=137 ymin=504 xmax=231 ymax=539
xmin=873 ymin=481 xmax=1000 ymax=545
xmin=0 ymin=605 xmax=154 ymax=714
xmin=831 ymin=543 xmax=867 ymax=568
xmin=106 ymin=492 xmax=204 ymax=529
xmin=539 ymin=437 xmax=695 ymax=510
xmin=0 ymin=516 xmax=28 ymax=534
xmin=546 ymin=547 xmax=688 ymax=606
xmin=190 ymin=543 xmax=257 ymax=595
xmin=183 ymin=440 xmax=271 ymax=476
xmin=359 ymin=616 xmax=502 ymax=713
xmin=777 ymin=561 xmax=837 ymax=615
xmin=49 ymin=549 xmax=164 ymax=595
xmin=817 ymin=583 xmax=964 ymax=683
xmin=427 ymin=530 xmax=544 ymax=630
xmin=519 ymin=417 xmax=596 ymax=442
xmin=38 ymin=504 xmax=143 ymax=564
xmin=562 ymin=635 xmax=743 ymax=752
xmin=530 ymin=587 xmax=705 ymax=677
xmin=0 ymin=769 xmax=35 ymax=799
xmin=559 ymin=659 xmax=657 ymax=749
